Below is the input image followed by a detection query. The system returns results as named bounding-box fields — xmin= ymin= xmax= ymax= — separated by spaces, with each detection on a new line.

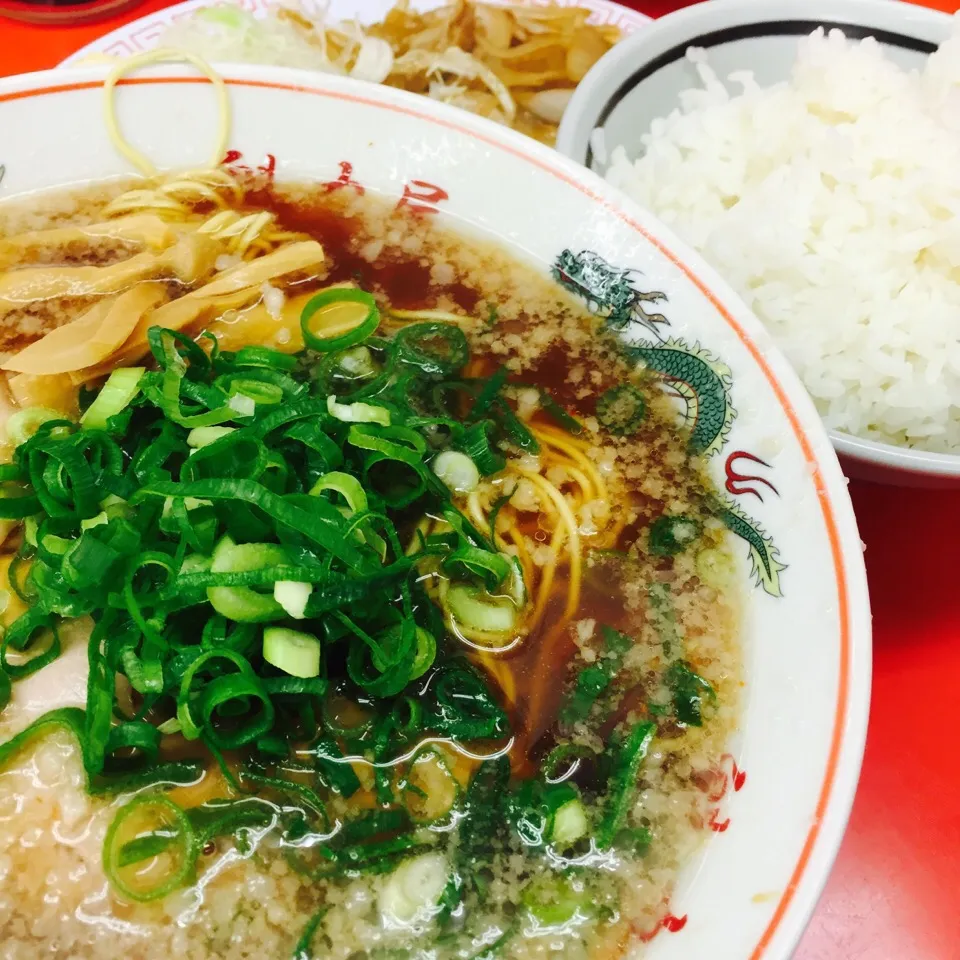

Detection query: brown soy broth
xmin=502 ymin=555 xmax=644 ymax=779
xmin=244 ymin=186 xmax=481 ymax=312
xmin=506 ymin=590 xmax=611 ymax=771
xmin=506 ymin=341 xmax=626 ymax=420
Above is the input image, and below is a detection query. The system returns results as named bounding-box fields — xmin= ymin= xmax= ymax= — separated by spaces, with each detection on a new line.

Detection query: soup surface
xmin=0 ymin=175 xmax=740 ymax=960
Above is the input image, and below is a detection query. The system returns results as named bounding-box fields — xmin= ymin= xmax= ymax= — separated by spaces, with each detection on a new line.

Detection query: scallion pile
xmin=0 ymin=285 xmax=694 ymax=956
xmin=0 ymin=288 xmax=537 ymax=899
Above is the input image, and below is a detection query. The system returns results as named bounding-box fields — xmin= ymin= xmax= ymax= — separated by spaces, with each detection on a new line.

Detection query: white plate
xmin=0 ymin=63 xmax=869 ymax=960
xmin=60 ymin=0 xmax=650 ymax=66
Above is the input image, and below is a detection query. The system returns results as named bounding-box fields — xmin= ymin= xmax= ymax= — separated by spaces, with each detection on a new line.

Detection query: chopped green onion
xmin=550 ymin=797 xmax=588 ymax=847
xmin=648 ymin=582 xmax=679 ymax=656
xmin=327 ymin=395 xmax=391 ymax=426
xmin=263 ymin=627 xmax=322 ymax=679
xmin=493 ymin=399 xmax=539 ymax=453
xmin=103 ymin=793 xmax=197 ymax=903
xmin=314 ymin=737 xmax=362 ymax=797
xmin=5 ymin=407 xmax=63 ymax=446
xmin=338 ymin=345 xmax=376 ymax=377
xmin=292 ymin=907 xmax=330 ymax=960
xmin=81 ymin=367 xmax=145 ymax=431
xmin=207 ymin=535 xmax=288 ymax=622
xmin=522 ymin=874 xmax=590 ymax=927
xmin=446 ymin=584 xmax=517 ymax=633
xmin=394 ymin=322 xmax=468 ymax=377
xmin=442 ymin=546 xmax=511 ymax=591
xmin=379 ymin=852 xmax=449 ymax=924
xmin=301 ymin=288 xmax=380 ymax=353
xmin=0 ymin=284 xmax=607 ymax=920
xmin=228 ymin=393 xmax=256 ymax=417
xmin=431 ymin=450 xmax=480 ymax=494
xmin=226 ymin=378 xmax=283 ymax=406
xmin=187 ymin=426 xmax=236 ymax=448
xmin=309 ymin=471 xmax=368 ymax=513
xmin=649 ymin=514 xmax=701 ymax=556
xmin=666 ymin=660 xmax=716 ymax=726
xmin=409 ymin=627 xmax=436 ymax=680
xmin=596 ymin=383 xmax=646 ymax=436
xmin=232 ymin=345 xmax=297 ymax=371
xmin=505 ymin=556 xmax=527 ymax=606
xmin=274 ymin=581 xmax=312 ymax=620
xmin=537 ymin=391 xmax=583 ymax=435
xmin=558 ymin=625 xmax=632 ymax=726
xmin=596 ymin=721 xmax=656 ymax=850
xmin=457 ymin=421 xmax=505 ymax=476
xmin=80 ymin=511 xmax=109 ymax=531
xmin=470 ymin=366 xmax=509 ymax=419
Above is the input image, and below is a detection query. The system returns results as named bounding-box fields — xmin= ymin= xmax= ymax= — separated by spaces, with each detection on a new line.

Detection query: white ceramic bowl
xmin=556 ymin=0 xmax=959 ymax=487
xmin=0 ymin=64 xmax=870 ymax=960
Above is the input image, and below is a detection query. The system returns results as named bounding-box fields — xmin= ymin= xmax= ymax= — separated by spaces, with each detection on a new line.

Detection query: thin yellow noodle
xmin=545 ymin=458 xmax=623 ymax=545
xmin=474 ymin=653 xmax=516 ymax=706
xmin=534 ymin=425 xmax=608 ymax=505
xmin=505 ymin=468 xmax=557 ymax=518
xmin=104 ymin=170 xmax=241 ymax=220
xmin=104 ymin=49 xmax=230 ymax=179
xmin=104 ymin=178 xmax=301 ymax=260
xmin=535 ymin=603 xmax=587 ymax=689
xmin=519 ymin=473 xmax=587 ymax=736
xmin=557 ymin=465 xmax=596 ymax=505
xmin=199 ymin=209 xmax=270 ymax=245
xmin=102 ymin=190 xmax=188 ymax=217
xmin=552 ymin=472 xmax=587 ymax=514
xmin=527 ymin=522 xmax=565 ymax=635
xmin=551 ymin=448 xmax=625 ymax=547
xmin=465 ymin=490 xmax=490 ymax=539
xmin=162 ymin=169 xmax=242 ymax=205
xmin=533 ymin=420 xmax=598 ymax=454
xmin=519 ymin=471 xmax=581 ymax=624
xmin=405 ymin=516 xmax=434 ymax=556
xmin=591 ymin=502 xmax=629 ymax=550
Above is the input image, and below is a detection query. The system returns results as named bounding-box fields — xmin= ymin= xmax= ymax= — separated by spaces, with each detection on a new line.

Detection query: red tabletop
xmin=2 ymin=2 xmax=960 ymax=956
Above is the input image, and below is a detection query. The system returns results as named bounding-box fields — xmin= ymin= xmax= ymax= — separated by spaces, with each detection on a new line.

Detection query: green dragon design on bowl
xmin=552 ymin=248 xmax=785 ymax=597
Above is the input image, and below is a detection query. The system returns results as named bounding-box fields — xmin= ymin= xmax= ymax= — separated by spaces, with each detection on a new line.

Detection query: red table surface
xmin=2 ymin=1 xmax=960 ymax=956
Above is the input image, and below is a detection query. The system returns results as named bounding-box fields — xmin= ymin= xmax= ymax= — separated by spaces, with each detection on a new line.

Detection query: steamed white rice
xmin=605 ymin=25 xmax=960 ymax=453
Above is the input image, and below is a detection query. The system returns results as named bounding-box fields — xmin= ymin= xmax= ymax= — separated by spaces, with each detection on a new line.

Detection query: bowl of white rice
xmin=557 ymin=0 xmax=960 ymax=486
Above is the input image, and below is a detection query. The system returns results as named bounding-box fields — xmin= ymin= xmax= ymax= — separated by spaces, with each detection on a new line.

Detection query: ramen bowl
xmin=0 ymin=65 xmax=870 ymax=960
